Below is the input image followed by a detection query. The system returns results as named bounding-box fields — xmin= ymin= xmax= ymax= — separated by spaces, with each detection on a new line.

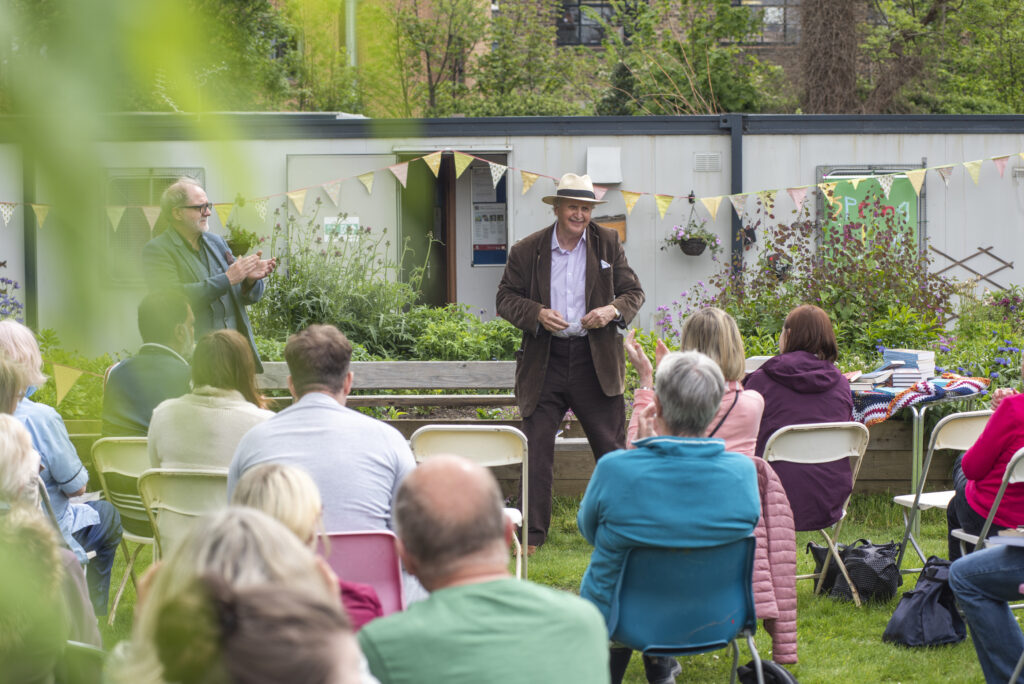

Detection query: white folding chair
xmin=951 ymin=447 xmax=1024 ymax=556
xmin=137 ymin=468 xmax=229 ymax=559
xmin=409 ymin=425 xmax=529 ymax=579
xmin=893 ymin=410 xmax=992 ymax=572
xmin=763 ymin=421 xmax=870 ymax=607
xmin=91 ymin=437 xmax=153 ymax=625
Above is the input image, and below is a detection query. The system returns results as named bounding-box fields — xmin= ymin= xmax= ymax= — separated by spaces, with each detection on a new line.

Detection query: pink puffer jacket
xmin=749 ymin=455 xmax=798 ymax=663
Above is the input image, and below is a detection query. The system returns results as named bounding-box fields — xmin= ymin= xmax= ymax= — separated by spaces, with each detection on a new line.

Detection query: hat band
xmin=556 ymin=188 xmax=597 ymax=200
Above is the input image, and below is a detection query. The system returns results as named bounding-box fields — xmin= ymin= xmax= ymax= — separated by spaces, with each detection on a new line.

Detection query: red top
xmin=340 ymin=579 xmax=384 ymax=630
xmin=963 ymin=393 xmax=1024 ymax=527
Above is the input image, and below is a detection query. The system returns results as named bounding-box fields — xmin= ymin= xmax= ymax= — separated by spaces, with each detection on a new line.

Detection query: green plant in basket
xmin=661 ymin=217 xmax=722 ymax=256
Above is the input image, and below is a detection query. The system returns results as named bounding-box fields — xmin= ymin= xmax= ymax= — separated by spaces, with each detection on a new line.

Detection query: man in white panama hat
xmin=497 ymin=172 xmax=645 ymax=552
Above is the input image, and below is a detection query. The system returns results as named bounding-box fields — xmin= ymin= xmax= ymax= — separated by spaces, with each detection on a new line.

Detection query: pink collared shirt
xmin=550 ymin=226 xmax=587 ymax=337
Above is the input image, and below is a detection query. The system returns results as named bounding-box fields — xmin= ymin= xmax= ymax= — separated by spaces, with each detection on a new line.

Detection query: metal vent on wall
xmin=694 ymin=153 xmax=722 ymax=172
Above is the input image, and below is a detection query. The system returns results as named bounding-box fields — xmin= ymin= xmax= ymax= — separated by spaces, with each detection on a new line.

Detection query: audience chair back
xmin=54 ymin=640 xmax=105 ymax=684
xmin=409 ymin=424 xmax=529 ymax=579
xmin=91 ymin=436 xmax=154 ymax=625
xmin=951 ymin=446 xmax=1024 ymax=556
xmin=894 ymin=410 xmax=992 ymax=572
xmin=764 ymin=421 xmax=870 ymax=607
xmin=608 ymin=535 xmax=764 ymax=684
xmin=137 ymin=468 xmax=229 ymax=559
xmin=319 ymin=530 xmax=404 ymax=615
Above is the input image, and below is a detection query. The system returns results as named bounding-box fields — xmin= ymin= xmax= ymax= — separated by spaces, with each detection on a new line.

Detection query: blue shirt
xmin=15 ymin=395 xmax=98 ymax=562
xmin=577 ymin=435 xmax=761 ymax=627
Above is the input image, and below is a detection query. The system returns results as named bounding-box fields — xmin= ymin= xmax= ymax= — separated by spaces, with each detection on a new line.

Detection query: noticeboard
xmin=819 ymin=166 xmax=924 ymax=247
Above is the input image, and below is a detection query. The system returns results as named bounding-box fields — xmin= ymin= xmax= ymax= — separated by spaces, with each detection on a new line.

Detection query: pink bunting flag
xmin=993 ymin=155 xmax=1010 ymax=178
xmin=593 ymin=185 xmax=608 ymax=201
xmin=142 ymin=206 xmax=161 ymax=231
xmin=935 ymin=165 xmax=954 ymax=187
xmin=786 ymin=187 xmax=808 ymax=212
xmin=389 ymin=163 xmax=409 ymax=188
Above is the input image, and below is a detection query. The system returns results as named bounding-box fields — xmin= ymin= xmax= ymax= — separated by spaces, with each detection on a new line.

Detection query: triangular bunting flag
xmin=700 ymin=196 xmax=722 ymax=220
xmin=520 ymin=171 xmax=539 ymax=195
xmin=106 ymin=206 xmax=126 ymax=232
xmin=287 ymin=189 xmax=308 ymax=214
xmin=142 ymin=206 xmax=161 ymax=231
xmin=621 ymin=191 xmax=641 ymax=216
xmin=214 ymin=203 xmax=233 ymax=227
xmin=593 ymin=185 xmax=608 ymax=201
xmin=0 ymin=202 xmax=14 ymax=227
xmin=489 ymin=162 xmax=507 ymax=188
xmin=876 ymin=174 xmax=894 ymax=198
xmin=389 ymin=163 xmax=409 ymax=188
xmin=252 ymin=198 xmax=268 ymax=221
xmin=51 ymin=363 xmax=83 ymax=406
xmin=905 ymin=169 xmax=926 ymax=196
xmin=935 ymin=165 xmax=954 ymax=187
xmin=323 ymin=181 xmax=342 ymax=208
xmin=453 ymin=152 xmax=473 ymax=179
xmin=358 ymin=172 xmax=375 ymax=195
xmin=757 ymin=190 xmax=776 ymax=214
xmin=422 ymin=152 xmax=442 ymax=177
xmin=786 ymin=187 xmax=808 ymax=212
xmin=818 ymin=183 xmax=839 ymax=212
xmin=964 ymin=160 xmax=982 ymax=185
xmin=654 ymin=194 xmax=673 ymax=219
xmin=849 ymin=177 xmax=865 ymax=190
xmin=31 ymin=204 xmax=49 ymax=227
xmin=728 ymin=194 xmax=747 ymax=220
xmin=993 ymin=155 xmax=1010 ymax=178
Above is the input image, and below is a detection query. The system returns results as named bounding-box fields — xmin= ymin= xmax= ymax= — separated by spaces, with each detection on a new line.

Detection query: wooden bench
xmin=257 ymin=360 xmax=518 ymax=408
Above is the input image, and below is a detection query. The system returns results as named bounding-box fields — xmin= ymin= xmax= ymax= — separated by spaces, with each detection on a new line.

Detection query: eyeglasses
xmin=181 ymin=203 xmax=213 ymax=212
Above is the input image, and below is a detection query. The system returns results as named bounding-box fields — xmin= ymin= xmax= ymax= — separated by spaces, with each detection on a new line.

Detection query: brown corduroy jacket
xmin=496 ymin=222 xmax=645 ymax=418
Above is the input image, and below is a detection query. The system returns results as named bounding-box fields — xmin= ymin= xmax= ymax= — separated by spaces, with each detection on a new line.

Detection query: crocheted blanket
xmin=852 ymin=373 xmax=990 ymax=426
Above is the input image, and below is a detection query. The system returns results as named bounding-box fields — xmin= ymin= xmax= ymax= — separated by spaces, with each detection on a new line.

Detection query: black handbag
xmin=882 ymin=556 xmax=966 ymax=647
xmin=807 ymin=538 xmax=902 ymax=602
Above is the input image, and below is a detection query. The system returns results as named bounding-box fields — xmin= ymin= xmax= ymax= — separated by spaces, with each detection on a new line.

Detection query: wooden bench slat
xmin=258 ymin=361 xmax=516 ymax=391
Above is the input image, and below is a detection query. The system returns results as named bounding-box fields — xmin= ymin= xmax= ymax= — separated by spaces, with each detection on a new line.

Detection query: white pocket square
xmin=600 ymin=259 xmax=611 ymax=269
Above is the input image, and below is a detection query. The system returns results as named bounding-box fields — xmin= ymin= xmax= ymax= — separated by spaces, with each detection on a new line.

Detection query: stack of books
xmin=883 ymin=349 xmax=935 ymax=387
xmin=848 ymin=369 xmax=895 ymax=392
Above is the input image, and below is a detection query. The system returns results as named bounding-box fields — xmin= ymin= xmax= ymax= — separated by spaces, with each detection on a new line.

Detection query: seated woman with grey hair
xmin=578 ymin=351 xmax=761 ymax=684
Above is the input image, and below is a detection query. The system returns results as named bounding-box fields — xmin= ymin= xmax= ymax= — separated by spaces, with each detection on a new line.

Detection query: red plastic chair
xmin=319 ymin=530 xmax=405 ymax=616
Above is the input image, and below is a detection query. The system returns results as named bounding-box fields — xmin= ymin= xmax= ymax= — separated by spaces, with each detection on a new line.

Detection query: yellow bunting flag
xmin=52 ymin=363 xmax=83 ymax=406
xmin=422 ymin=152 xmax=442 ymax=177
xmin=453 ymin=152 xmax=473 ymax=179
xmin=964 ymin=160 xmax=982 ymax=185
xmin=700 ymin=196 xmax=722 ymax=220
xmin=489 ymin=161 xmax=507 ymax=188
xmin=654 ymin=194 xmax=673 ymax=219
xmin=31 ymin=204 xmax=49 ymax=227
xmin=905 ymin=169 xmax=926 ymax=196
xmin=214 ymin=203 xmax=233 ymax=227
xmin=106 ymin=206 xmax=125 ymax=231
xmin=520 ymin=171 xmax=539 ymax=195
xmin=849 ymin=177 xmax=864 ymax=190
xmin=621 ymin=191 xmax=641 ymax=216
xmin=323 ymin=181 xmax=342 ymax=208
xmin=389 ymin=162 xmax=409 ymax=188
xmin=286 ymin=189 xmax=307 ymax=215
xmin=818 ymin=183 xmax=839 ymax=212
xmin=0 ymin=202 xmax=14 ymax=227
xmin=992 ymin=155 xmax=1010 ymax=178
xmin=728 ymin=194 xmax=747 ymax=221
xmin=935 ymin=165 xmax=954 ymax=187
xmin=142 ymin=206 xmax=161 ymax=232
xmin=357 ymin=172 xmax=375 ymax=195
xmin=757 ymin=190 xmax=776 ymax=214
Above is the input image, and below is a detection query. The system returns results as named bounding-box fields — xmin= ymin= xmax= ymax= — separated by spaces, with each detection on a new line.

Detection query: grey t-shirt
xmin=228 ymin=392 xmax=416 ymax=532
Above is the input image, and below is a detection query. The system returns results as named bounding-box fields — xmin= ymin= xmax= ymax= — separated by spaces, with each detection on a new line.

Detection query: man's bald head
xmin=393 ymin=456 xmax=508 ymax=586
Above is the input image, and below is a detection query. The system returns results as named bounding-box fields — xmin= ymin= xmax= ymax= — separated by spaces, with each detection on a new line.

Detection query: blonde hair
xmin=232 ymin=464 xmax=323 ymax=547
xmin=0 ymin=415 xmax=40 ymax=505
xmin=679 ymin=307 xmax=746 ymax=382
xmin=0 ymin=321 xmax=46 ymax=389
xmin=0 ymin=353 xmax=26 ymax=414
xmin=106 ymin=507 xmax=335 ymax=684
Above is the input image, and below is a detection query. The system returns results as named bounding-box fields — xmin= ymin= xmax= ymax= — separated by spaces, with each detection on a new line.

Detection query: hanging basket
xmin=679 ymin=238 xmax=707 ymax=256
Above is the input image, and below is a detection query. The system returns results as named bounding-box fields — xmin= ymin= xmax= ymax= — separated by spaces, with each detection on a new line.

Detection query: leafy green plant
xmin=34 ymin=329 xmax=115 ymax=421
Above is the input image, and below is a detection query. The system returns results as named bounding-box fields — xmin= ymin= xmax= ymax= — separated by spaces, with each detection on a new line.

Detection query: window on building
xmin=556 ymin=1 xmax=615 ymax=46
xmin=105 ymin=168 xmax=205 ymax=285
xmin=739 ymin=0 xmax=801 ymax=45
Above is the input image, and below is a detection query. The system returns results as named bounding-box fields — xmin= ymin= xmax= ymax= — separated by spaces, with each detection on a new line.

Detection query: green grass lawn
xmin=100 ymin=494 xmax=992 ymax=683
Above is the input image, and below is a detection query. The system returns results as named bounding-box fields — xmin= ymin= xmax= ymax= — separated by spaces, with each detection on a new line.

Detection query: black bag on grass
xmin=806 ymin=538 xmax=902 ymax=602
xmin=738 ymin=659 xmax=800 ymax=684
xmin=882 ymin=556 xmax=965 ymax=647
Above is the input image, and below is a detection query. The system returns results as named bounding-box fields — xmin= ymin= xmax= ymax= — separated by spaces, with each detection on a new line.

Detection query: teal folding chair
xmin=607 ymin=535 xmax=765 ymax=684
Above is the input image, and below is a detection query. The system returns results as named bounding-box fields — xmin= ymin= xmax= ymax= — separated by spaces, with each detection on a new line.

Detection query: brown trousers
xmin=522 ymin=336 xmax=626 ymax=546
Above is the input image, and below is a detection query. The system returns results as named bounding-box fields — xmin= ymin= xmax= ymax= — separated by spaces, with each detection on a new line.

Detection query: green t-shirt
xmin=358 ymin=578 xmax=610 ymax=684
